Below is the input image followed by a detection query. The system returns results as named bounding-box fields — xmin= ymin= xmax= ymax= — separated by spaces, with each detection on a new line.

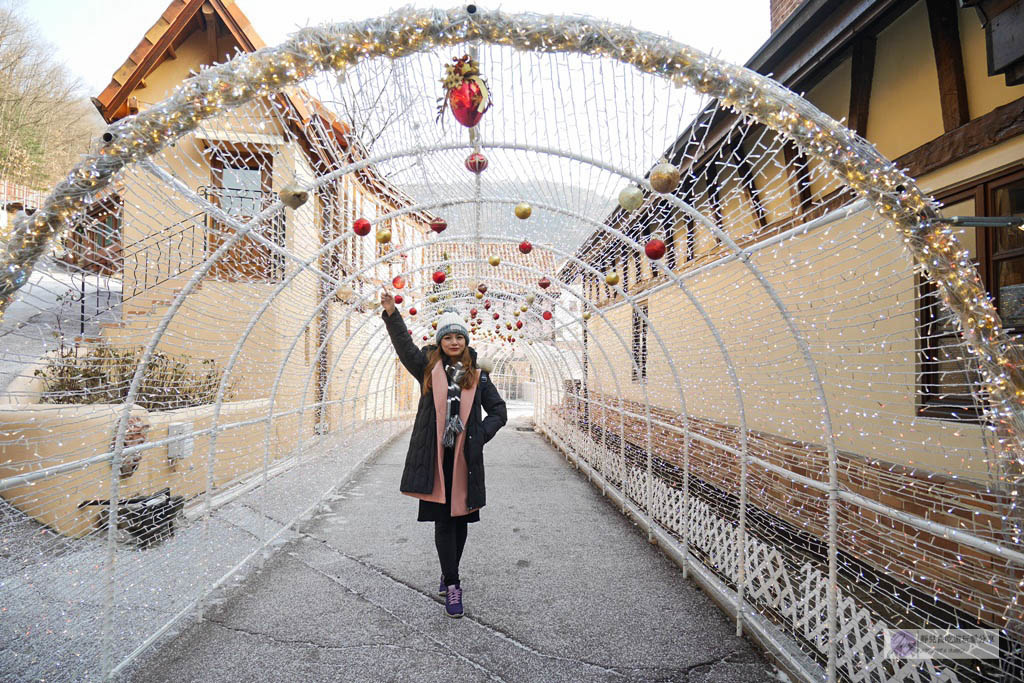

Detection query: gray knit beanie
xmin=435 ymin=310 xmax=469 ymax=345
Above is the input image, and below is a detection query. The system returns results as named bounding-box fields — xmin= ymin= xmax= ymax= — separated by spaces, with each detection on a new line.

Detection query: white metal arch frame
xmin=1 ymin=7 xmax=1020 ymax=682
xmin=2 ymin=5 xmax=1019 ymax=444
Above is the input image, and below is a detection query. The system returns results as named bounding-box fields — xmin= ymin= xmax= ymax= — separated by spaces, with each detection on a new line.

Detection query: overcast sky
xmin=20 ymin=0 xmax=770 ymax=97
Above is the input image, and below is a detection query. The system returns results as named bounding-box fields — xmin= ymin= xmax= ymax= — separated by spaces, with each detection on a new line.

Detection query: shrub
xmin=34 ymin=343 xmax=235 ymax=410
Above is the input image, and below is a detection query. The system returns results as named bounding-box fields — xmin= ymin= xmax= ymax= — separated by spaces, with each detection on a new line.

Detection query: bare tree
xmin=0 ymin=2 xmax=101 ymax=188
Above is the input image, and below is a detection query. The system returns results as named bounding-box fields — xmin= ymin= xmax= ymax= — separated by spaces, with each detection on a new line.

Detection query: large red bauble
xmin=477 ymin=284 xmax=487 ymax=294
xmin=409 ymin=307 xmax=417 ymax=315
xmin=538 ymin=276 xmax=551 ymax=289
xmin=519 ymin=240 xmax=532 ymax=254
xmin=432 ymin=270 xmax=446 ymax=284
xmin=470 ymin=308 xmax=478 ymax=317
xmin=516 ymin=320 xmax=523 ymax=329
xmin=644 ymin=238 xmax=667 ymax=260
xmin=448 ymin=81 xmax=486 ymax=128
xmin=353 ymin=218 xmax=371 ymax=236
xmin=493 ymin=313 xmax=500 ymax=320
xmin=430 ymin=217 xmax=447 ymax=233
xmin=391 ymin=275 xmax=406 ymax=289
xmin=542 ymin=310 xmax=553 ymax=321
xmin=465 ymin=152 xmax=488 ymax=174
xmin=393 ymin=294 xmax=403 ymax=304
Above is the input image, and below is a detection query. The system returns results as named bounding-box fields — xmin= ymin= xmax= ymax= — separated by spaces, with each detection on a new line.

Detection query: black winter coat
xmin=383 ymin=309 xmax=507 ymax=511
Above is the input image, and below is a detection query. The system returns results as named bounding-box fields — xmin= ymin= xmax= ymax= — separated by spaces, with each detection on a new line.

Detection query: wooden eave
xmin=94 ymin=0 xmax=266 ymax=123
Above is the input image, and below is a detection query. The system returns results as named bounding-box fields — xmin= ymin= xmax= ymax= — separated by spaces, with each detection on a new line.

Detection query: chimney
xmin=770 ymin=0 xmax=805 ymax=32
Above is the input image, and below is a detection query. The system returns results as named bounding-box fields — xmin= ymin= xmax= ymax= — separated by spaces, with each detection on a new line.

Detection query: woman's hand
xmin=381 ymin=289 xmax=396 ymax=315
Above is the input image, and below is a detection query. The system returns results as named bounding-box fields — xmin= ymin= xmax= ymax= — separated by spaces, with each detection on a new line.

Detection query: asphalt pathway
xmin=126 ymin=411 xmax=775 ymax=682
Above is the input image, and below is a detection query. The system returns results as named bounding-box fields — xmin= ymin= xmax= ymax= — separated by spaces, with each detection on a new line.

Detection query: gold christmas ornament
xmin=617 ymin=186 xmax=644 ymax=211
xmin=375 ymin=229 xmax=392 ymax=244
xmin=649 ymin=158 xmax=681 ymax=194
xmin=582 ymin=311 xmax=591 ymax=321
xmin=488 ymin=255 xmax=501 ymax=267
xmin=605 ymin=272 xmax=620 ymax=286
xmin=525 ymin=294 xmax=535 ymax=305
xmin=279 ymin=185 xmax=309 ymax=209
xmin=515 ymin=202 xmax=532 ymax=219
xmin=475 ymin=291 xmax=484 ymax=299
xmin=428 ymin=294 xmax=439 ymax=303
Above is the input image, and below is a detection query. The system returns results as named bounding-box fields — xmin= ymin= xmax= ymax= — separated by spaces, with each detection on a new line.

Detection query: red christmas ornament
xmin=484 ymin=301 xmax=491 ymax=310
xmin=393 ymin=294 xmax=403 ymax=304
xmin=477 ymin=284 xmax=487 ymax=294
xmin=422 ymin=335 xmax=429 ymax=341
xmin=392 ymin=275 xmax=406 ymax=289
xmin=470 ymin=308 xmax=478 ymax=317
xmin=519 ymin=240 xmax=533 ymax=254
xmin=493 ymin=313 xmax=500 ymax=320
xmin=644 ymin=238 xmax=667 ymax=260
xmin=538 ymin=276 xmax=551 ymax=289
xmin=439 ymin=55 xmax=492 ymax=128
xmin=409 ymin=307 xmax=417 ymax=316
xmin=542 ymin=311 xmax=553 ymax=321
xmin=516 ymin=320 xmax=523 ymax=329
xmin=430 ymin=217 xmax=447 ymax=233
xmin=353 ymin=218 xmax=371 ymax=236
xmin=465 ymin=152 xmax=488 ymax=174
xmin=432 ymin=270 xmax=446 ymax=284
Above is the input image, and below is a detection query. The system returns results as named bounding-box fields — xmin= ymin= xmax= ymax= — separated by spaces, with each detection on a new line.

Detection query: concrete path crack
xmin=285 ymin=546 xmax=509 ymax=682
xmin=297 ymin=533 xmax=627 ymax=679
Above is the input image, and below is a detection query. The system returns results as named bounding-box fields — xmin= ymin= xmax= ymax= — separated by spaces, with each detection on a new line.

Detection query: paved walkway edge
xmin=109 ymin=422 xmax=412 ymax=680
xmin=536 ymin=421 xmax=823 ymax=683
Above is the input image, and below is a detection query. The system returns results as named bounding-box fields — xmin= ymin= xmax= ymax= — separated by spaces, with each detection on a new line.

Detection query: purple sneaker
xmin=445 ymin=584 xmax=464 ymax=618
xmin=438 ymin=576 xmax=446 ymax=596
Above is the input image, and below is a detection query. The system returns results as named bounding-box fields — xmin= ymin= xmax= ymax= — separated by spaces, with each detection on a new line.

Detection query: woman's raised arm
xmin=381 ymin=290 xmax=428 ymax=381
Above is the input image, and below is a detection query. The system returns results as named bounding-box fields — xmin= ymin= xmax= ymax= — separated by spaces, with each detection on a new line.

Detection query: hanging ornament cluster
xmin=438 ymin=55 xmax=492 ymax=128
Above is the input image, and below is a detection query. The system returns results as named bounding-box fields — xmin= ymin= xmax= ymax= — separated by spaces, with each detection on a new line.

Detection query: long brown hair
xmin=423 ymin=345 xmax=478 ymax=395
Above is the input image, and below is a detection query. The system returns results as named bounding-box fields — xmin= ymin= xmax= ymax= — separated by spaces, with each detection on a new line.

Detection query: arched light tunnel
xmin=0 ymin=7 xmax=1021 ymax=682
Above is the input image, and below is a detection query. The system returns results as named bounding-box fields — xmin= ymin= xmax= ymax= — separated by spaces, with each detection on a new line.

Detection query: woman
xmin=381 ymin=290 xmax=507 ymax=618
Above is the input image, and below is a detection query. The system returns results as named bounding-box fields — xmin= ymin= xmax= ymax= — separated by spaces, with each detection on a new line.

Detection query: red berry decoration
xmin=644 ymin=238 xmax=667 ymax=260
xmin=493 ymin=313 xmax=500 ymax=320
xmin=542 ymin=311 xmax=553 ymax=321
xmin=353 ymin=218 xmax=371 ymax=236
xmin=392 ymin=275 xmax=406 ymax=289
xmin=439 ymin=55 xmax=492 ymax=128
xmin=432 ymin=270 xmax=446 ymax=284
xmin=393 ymin=294 xmax=403 ymax=304
xmin=516 ymin=320 xmax=523 ymax=329
xmin=465 ymin=152 xmax=488 ymax=174
xmin=538 ymin=276 xmax=551 ymax=289
xmin=519 ymin=240 xmax=533 ymax=254
xmin=409 ymin=307 xmax=417 ymax=315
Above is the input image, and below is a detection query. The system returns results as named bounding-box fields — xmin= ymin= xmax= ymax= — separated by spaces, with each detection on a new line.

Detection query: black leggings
xmin=435 ymin=518 xmax=469 ymax=587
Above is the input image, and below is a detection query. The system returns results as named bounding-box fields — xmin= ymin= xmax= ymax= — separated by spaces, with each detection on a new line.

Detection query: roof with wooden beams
xmin=92 ymin=0 xmax=444 ymax=227
xmin=93 ymin=0 xmax=265 ymax=123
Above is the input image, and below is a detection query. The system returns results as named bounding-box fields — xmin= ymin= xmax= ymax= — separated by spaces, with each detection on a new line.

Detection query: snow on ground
xmin=0 ymin=260 xmax=123 ymax=392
